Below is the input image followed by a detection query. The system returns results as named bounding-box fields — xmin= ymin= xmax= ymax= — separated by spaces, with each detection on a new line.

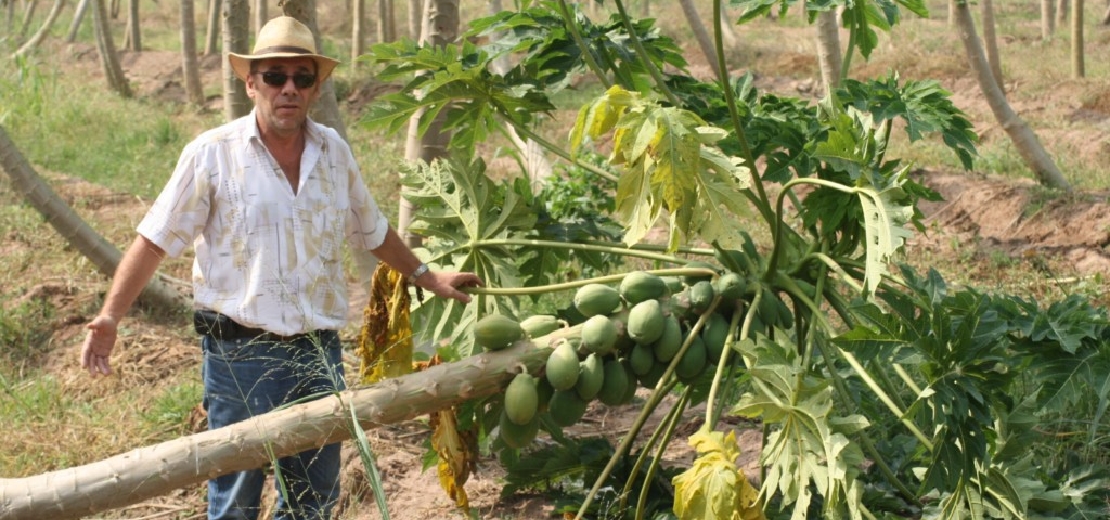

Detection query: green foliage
xmin=0 ymin=297 xmax=55 ymax=365
xmin=571 ymin=86 xmax=750 ymax=251
xmin=501 ymin=436 xmax=679 ymax=519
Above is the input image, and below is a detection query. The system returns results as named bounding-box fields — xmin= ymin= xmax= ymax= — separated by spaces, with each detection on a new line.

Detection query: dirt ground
xmin=9 ymin=12 xmax=1110 ymax=520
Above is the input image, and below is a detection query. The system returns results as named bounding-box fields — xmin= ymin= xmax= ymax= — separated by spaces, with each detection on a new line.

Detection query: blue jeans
xmin=202 ymin=331 xmax=345 ymax=520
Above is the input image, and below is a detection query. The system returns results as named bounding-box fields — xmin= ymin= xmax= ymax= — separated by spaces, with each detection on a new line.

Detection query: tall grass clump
xmin=0 ymin=56 xmax=219 ymax=198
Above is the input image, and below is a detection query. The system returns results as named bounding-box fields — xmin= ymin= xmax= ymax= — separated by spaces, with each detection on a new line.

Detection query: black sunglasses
xmin=256 ymin=71 xmax=317 ymax=89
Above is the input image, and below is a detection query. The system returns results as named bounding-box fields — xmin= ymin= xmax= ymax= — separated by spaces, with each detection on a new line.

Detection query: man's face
xmin=246 ymin=57 xmax=320 ymax=137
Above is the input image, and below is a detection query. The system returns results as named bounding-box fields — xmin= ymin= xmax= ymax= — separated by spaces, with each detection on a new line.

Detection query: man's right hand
xmin=81 ymin=315 xmax=118 ymax=376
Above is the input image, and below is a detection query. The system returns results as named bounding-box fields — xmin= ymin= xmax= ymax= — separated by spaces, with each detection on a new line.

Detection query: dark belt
xmin=193 ymin=310 xmax=324 ymax=342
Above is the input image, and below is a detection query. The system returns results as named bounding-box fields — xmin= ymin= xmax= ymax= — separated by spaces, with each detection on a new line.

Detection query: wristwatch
xmin=408 ymin=262 xmax=430 ymax=284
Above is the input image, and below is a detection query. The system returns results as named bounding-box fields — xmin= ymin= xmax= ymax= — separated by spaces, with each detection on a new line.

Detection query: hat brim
xmin=229 ymin=52 xmax=339 ymax=85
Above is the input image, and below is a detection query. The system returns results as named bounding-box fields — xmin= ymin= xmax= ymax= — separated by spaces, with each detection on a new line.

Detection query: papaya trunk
xmin=0 ymin=333 xmax=567 ymax=520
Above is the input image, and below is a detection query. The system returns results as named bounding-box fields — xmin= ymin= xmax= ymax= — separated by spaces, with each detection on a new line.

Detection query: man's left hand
xmin=417 ymin=271 xmax=483 ymax=303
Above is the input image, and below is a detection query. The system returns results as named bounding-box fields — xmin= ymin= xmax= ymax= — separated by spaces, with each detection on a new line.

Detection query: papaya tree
xmin=359 ymin=0 xmax=1110 ymax=518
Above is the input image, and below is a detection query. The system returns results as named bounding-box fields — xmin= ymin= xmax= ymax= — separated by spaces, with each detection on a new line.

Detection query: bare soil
xmin=8 ymin=10 xmax=1110 ymax=520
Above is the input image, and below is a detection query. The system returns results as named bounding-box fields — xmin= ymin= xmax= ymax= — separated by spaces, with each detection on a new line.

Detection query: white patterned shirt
xmin=137 ymin=111 xmax=390 ymax=335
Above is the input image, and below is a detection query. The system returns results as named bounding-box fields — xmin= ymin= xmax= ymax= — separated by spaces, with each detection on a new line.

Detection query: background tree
xmin=181 ymin=0 xmax=206 ymax=106
xmin=0 ymin=125 xmax=186 ymax=312
xmin=11 ymin=0 xmax=64 ymax=59
xmin=397 ymin=0 xmax=458 ymax=244
xmin=279 ymin=0 xmax=348 ymax=140
xmin=377 ymin=0 xmax=396 ymax=43
xmin=253 ymin=0 xmax=267 ymax=34
xmin=91 ymin=0 xmax=131 ymax=97
xmin=204 ymin=0 xmax=220 ymax=54
xmin=981 ymin=0 xmax=1002 ymax=89
xmin=17 ymin=0 xmax=38 ymax=42
xmin=351 ymin=0 xmax=364 ymax=74
xmin=1103 ymin=0 xmax=1110 ymax=25
xmin=1072 ymin=0 xmax=1084 ymax=77
xmin=1058 ymin=0 xmax=1070 ymax=26
xmin=954 ymin=0 xmax=1069 ymax=191
xmin=815 ymin=8 xmax=842 ymax=94
xmin=122 ymin=0 xmax=139 ymax=51
xmin=221 ymin=0 xmax=250 ymax=120
xmin=407 ymin=0 xmax=418 ymax=39
xmin=65 ymin=0 xmax=88 ymax=42
xmin=1043 ymin=0 xmax=1056 ymax=39
xmin=677 ymin=0 xmax=717 ymax=73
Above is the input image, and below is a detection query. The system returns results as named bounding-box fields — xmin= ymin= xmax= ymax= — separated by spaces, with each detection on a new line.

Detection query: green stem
xmin=464 ymin=267 xmax=715 ymax=296
xmin=610 ymin=0 xmax=679 ymax=106
xmin=582 ymin=240 xmax=714 ymax=257
xmin=711 ymin=0 xmax=774 ymax=226
xmin=705 ymin=304 xmax=744 ymax=427
xmin=618 ymin=378 xmax=682 ymax=513
xmin=554 ymin=0 xmax=611 ymax=89
xmin=461 ymin=237 xmax=685 ymax=264
xmin=635 ymin=387 xmax=692 ymax=520
xmin=510 ymin=125 xmax=621 ymax=184
xmin=834 ymin=345 xmax=933 ymax=450
xmin=839 ymin=7 xmax=856 ymax=81
xmin=574 ymin=298 xmax=722 ymax=520
xmin=893 ymin=364 xmax=923 ymax=395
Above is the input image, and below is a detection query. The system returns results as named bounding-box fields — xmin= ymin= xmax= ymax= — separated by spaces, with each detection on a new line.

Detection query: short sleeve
xmin=343 ymin=143 xmax=390 ymax=251
xmin=136 ymin=144 xmax=212 ymax=258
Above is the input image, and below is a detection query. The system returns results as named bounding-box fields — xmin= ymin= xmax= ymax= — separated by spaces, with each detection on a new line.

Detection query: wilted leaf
xmin=357 ymin=263 xmax=415 ymax=384
xmin=673 ymin=427 xmax=764 ymax=520
xmin=429 ymin=407 xmax=478 ymax=511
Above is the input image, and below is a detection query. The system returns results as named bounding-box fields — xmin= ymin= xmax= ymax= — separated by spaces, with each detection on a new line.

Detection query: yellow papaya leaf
xmin=429 ymin=407 xmax=478 ymax=511
xmin=356 ymin=263 xmax=415 ymax=384
xmin=673 ymin=428 xmax=765 ymax=520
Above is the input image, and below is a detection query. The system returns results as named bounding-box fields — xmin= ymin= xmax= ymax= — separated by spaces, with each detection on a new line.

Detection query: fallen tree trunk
xmin=0 ymin=330 xmax=568 ymax=520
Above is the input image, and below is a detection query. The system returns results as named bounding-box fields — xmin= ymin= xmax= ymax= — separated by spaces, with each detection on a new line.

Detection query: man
xmin=79 ymin=16 xmax=481 ymax=520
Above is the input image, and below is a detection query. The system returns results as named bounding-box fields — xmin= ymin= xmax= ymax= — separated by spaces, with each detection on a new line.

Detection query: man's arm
xmin=81 ymin=235 xmax=167 ymax=376
xmin=369 ymin=228 xmax=481 ymax=303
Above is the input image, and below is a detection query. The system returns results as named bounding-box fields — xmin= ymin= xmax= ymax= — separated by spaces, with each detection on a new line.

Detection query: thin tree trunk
xmin=17 ymin=0 xmax=37 ymax=42
xmin=1058 ymin=0 xmax=1069 ymax=26
xmin=1103 ymin=0 xmax=1110 ymax=25
xmin=181 ymin=0 xmax=206 ymax=106
xmin=980 ymin=0 xmax=1003 ymax=89
xmin=677 ymin=0 xmax=717 ymax=73
xmin=407 ymin=0 xmax=419 ymax=39
xmin=377 ymin=0 xmax=395 ymax=43
xmin=0 ymin=126 xmax=187 ymax=312
xmin=398 ymin=0 xmax=457 ymax=245
xmin=640 ymin=0 xmax=648 ymax=17
xmin=280 ymin=0 xmax=348 ymax=141
xmin=1072 ymin=0 xmax=1084 ymax=77
xmin=65 ymin=0 xmax=89 ymax=42
xmin=253 ymin=0 xmax=267 ymax=35
xmin=5 ymin=1 xmax=14 ymax=46
xmin=91 ymin=0 xmax=132 ymax=97
xmin=954 ymin=0 xmax=1071 ymax=192
xmin=222 ymin=0 xmax=250 ymax=121
xmin=11 ymin=0 xmax=64 ymax=58
xmin=351 ymin=0 xmax=363 ymax=73
xmin=0 ymin=329 xmax=561 ymax=520
xmin=487 ymin=0 xmax=552 ymax=192
xmin=815 ymin=9 xmax=842 ymax=94
xmin=947 ymin=0 xmax=956 ymax=26
xmin=1042 ymin=0 xmax=1056 ymax=39
xmin=123 ymin=0 xmax=138 ymax=50
xmin=204 ymin=0 xmax=220 ymax=55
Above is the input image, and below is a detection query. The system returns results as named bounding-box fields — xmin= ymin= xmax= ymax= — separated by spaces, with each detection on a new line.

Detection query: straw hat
xmin=228 ymin=16 xmax=339 ymax=84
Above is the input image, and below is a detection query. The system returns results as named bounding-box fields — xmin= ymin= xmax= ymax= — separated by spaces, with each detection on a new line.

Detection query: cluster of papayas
xmin=494 ymin=261 xmax=796 ymax=451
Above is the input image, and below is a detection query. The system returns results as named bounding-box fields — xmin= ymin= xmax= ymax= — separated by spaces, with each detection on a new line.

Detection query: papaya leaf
xmin=400 ymin=158 xmax=536 ymax=356
xmin=578 ymin=87 xmax=750 ymax=251
xmin=732 ymin=335 xmax=868 ymax=520
xmin=856 ymin=181 xmax=914 ymax=296
xmin=672 ymin=428 xmax=764 ymax=520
